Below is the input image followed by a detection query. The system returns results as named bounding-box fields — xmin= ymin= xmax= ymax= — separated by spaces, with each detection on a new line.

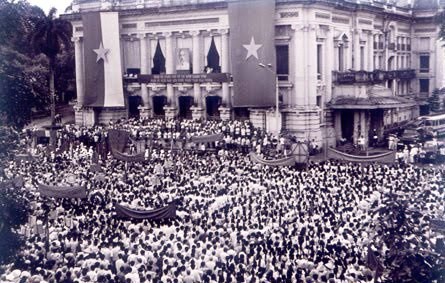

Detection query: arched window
xmin=152 ymin=40 xmax=166 ymax=75
xmin=206 ymin=37 xmax=221 ymax=73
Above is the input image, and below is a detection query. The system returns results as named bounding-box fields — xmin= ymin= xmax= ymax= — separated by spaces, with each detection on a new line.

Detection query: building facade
xmin=63 ymin=0 xmax=445 ymax=147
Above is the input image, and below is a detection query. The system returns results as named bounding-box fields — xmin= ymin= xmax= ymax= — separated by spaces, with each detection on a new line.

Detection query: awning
xmin=328 ymin=95 xmax=417 ymax=110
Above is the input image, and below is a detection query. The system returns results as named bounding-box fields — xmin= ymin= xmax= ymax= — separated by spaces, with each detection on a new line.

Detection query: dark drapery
xmin=38 ymin=184 xmax=86 ymax=199
xmin=249 ymin=152 xmax=295 ymax=167
xmin=115 ymin=203 xmax=176 ymax=220
xmin=328 ymin=148 xmax=396 ymax=163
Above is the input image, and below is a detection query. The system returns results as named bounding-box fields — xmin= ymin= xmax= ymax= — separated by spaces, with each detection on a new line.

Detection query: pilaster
xmin=325 ymin=27 xmax=334 ymax=103
xmin=220 ymin=29 xmax=230 ymax=106
xmin=191 ymin=30 xmax=202 ymax=107
xmin=73 ymin=37 xmax=84 ymax=106
xmin=164 ymin=32 xmax=176 ymax=109
xmin=292 ymin=24 xmax=306 ymax=107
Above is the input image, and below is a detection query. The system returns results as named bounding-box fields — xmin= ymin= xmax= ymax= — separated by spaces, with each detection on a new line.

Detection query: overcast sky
xmin=27 ymin=0 xmax=73 ymax=15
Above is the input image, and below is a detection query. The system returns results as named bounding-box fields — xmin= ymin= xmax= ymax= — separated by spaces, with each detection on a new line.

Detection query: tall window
xmin=360 ymin=46 xmax=365 ymax=70
xmin=338 ymin=44 xmax=344 ymax=71
xmin=276 ymin=45 xmax=289 ymax=81
xmin=317 ymin=44 xmax=323 ymax=79
xmin=419 ymin=79 xmax=429 ymax=93
xmin=206 ymin=37 xmax=221 ymax=73
xmin=152 ymin=40 xmax=166 ymax=74
xmin=419 ymin=54 xmax=430 ymax=73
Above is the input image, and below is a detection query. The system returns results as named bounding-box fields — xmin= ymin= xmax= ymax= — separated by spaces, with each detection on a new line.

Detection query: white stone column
xmin=73 ymin=37 xmax=84 ymax=106
xmin=435 ymin=38 xmax=445 ymax=89
xmin=139 ymin=33 xmax=149 ymax=74
xmin=138 ymin=33 xmax=151 ymax=118
xmin=140 ymin=85 xmax=149 ymax=107
xmin=220 ymin=29 xmax=230 ymax=106
xmin=353 ymin=111 xmax=360 ymax=144
xmin=293 ymin=24 xmax=306 ymax=106
xmin=307 ymin=24 xmax=317 ymax=106
xmin=353 ymin=29 xmax=360 ymax=70
xmin=164 ymin=32 xmax=175 ymax=108
xmin=325 ymin=27 xmax=334 ymax=102
xmin=367 ymin=32 xmax=374 ymax=71
xmin=191 ymin=30 xmax=201 ymax=106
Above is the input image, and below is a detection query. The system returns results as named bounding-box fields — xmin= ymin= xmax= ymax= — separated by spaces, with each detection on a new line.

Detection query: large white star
xmin=93 ymin=42 xmax=109 ymax=63
xmin=243 ymin=36 xmax=262 ymax=60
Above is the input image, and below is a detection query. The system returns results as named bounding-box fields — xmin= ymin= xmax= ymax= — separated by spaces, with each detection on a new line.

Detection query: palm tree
xmin=30 ymin=7 xmax=72 ymax=126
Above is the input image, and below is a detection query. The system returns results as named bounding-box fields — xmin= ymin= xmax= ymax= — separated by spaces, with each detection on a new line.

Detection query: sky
xmin=27 ymin=0 xmax=73 ymax=15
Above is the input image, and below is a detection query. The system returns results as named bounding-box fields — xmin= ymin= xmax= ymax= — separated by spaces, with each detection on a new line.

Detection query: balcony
xmin=333 ymin=69 xmax=415 ymax=84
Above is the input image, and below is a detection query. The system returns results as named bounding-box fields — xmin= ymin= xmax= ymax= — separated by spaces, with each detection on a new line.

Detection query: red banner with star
xmin=229 ymin=0 xmax=276 ymax=107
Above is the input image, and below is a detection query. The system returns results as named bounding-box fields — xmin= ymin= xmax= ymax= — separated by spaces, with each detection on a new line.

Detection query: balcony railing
xmin=333 ymin=69 xmax=416 ymax=84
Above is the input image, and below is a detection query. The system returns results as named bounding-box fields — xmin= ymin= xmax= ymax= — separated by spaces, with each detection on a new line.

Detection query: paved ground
xmin=25 ymin=104 xmax=75 ymax=130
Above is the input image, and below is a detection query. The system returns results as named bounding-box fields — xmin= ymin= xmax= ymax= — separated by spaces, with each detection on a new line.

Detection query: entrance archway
xmin=206 ymin=96 xmax=221 ymax=119
xmin=178 ymin=96 xmax=194 ymax=119
xmin=152 ymin=96 xmax=167 ymax=117
xmin=341 ymin=110 xmax=354 ymax=142
xmin=128 ymin=96 xmax=141 ymax=119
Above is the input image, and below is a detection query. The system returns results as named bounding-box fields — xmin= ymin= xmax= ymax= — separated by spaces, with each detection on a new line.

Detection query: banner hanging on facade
xmin=229 ymin=0 xmax=276 ymax=107
xmin=82 ymin=12 xmax=124 ymax=107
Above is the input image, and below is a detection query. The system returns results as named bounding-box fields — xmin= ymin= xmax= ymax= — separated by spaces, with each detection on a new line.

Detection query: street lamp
xmin=258 ymin=63 xmax=280 ymax=136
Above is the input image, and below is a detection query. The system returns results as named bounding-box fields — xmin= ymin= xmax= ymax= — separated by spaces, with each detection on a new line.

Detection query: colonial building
xmin=63 ymin=0 xmax=445 ymax=147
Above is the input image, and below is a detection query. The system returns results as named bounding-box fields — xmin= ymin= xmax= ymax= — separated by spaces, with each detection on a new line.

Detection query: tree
xmin=428 ymin=88 xmax=443 ymax=113
xmin=0 ymin=186 xmax=30 ymax=265
xmin=369 ymin=186 xmax=445 ymax=282
xmin=29 ymin=7 xmax=72 ymax=126
xmin=438 ymin=10 xmax=445 ymax=43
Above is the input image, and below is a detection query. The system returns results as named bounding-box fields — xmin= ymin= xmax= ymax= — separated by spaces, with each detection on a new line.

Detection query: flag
xmin=229 ymin=0 xmax=276 ymax=107
xmin=82 ymin=12 xmax=125 ymax=107
xmin=108 ymin=129 xmax=129 ymax=152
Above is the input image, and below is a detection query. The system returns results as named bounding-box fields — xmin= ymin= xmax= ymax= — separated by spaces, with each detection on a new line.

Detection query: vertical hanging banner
xmin=82 ymin=12 xmax=125 ymax=107
xmin=229 ymin=0 xmax=276 ymax=107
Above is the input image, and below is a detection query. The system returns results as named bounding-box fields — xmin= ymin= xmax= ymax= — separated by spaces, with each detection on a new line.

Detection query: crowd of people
xmin=0 ymin=118 xmax=444 ymax=283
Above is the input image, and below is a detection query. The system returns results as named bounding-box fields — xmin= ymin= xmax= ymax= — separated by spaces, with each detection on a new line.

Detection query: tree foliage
xmin=0 ymin=1 xmax=74 ymax=129
xmin=29 ymin=7 xmax=72 ymax=126
xmin=0 ymin=185 xmax=31 ymax=265
xmin=369 ymin=186 xmax=445 ymax=282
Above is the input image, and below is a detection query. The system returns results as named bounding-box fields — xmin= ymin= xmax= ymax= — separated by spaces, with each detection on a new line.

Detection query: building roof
xmin=329 ymin=95 xmax=417 ymax=109
xmin=413 ymin=0 xmax=439 ymax=10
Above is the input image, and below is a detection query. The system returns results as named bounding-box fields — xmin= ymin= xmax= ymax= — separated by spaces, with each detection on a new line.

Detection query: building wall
xmin=66 ymin=0 xmax=445 ymax=144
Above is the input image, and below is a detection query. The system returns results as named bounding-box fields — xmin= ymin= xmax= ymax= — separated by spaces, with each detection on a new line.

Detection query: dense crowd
xmin=0 ymin=118 xmax=444 ymax=283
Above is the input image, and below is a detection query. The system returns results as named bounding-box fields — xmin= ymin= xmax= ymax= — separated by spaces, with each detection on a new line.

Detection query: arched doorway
xmin=206 ymin=96 xmax=221 ymax=119
xmin=128 ymin=96 xmax=141 ymax=119
xmin=152 ymin=96 xmax=167 ymax=117
xmin=178 ymin=96 xmax=194 ymax=119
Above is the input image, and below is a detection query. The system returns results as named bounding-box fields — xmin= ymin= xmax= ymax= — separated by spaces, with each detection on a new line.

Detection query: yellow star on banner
xmin=243 ymin=36 xmax=262 ymax=60
xmin=93 ymin=42 xmax=110 ymax=63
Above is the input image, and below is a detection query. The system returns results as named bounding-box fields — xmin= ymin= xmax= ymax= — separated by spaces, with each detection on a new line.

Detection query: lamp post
xmin=258 ymin=63 xmax=280 ymax=136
